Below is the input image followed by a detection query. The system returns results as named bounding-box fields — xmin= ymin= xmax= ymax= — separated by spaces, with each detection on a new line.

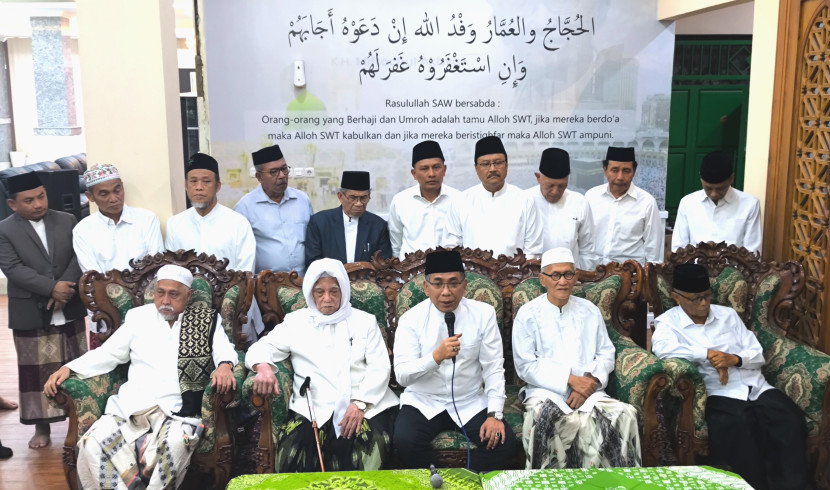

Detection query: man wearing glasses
xmin=652 ymin=263 xmax=807 ymax=490
xmin=305 ymin=170 xmax=392 ymax=267
xmin=513 ymin=247 xmax=640 ymax=469
xmin=393 ymin=250 xmax=515 ymax=472
xmin=446 ymin=136 xmax=543 ymax=259
xmin=235 ymin=144 xmax=313 ymax=277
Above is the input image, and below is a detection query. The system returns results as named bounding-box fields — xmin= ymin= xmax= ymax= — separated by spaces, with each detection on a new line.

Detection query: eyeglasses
xmin=260 ymin=166 xmax=291 ymax=177
xmin=344 ymin=194 xmax=371 ymax=204
xmin=476 ymin=159 xmax=507 ymax=169
xmin=674 ymin=291 xmax=712 ymax=304
xmin=426 ymin=280 xmax=464 ymax=291
xmin=541 ymin=270 xmax=576 ymax=281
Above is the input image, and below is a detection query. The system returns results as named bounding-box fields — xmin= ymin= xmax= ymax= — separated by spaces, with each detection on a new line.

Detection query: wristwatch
xmin=352 ymin=400 xmax=367 ymax=411
xmin=487 ymin=411 xmax=504 ymax=421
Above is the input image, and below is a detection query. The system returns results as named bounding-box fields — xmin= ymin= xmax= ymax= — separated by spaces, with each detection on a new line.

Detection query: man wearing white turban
xmin=513 ymin=247 xmax=640 ymax=469
xmin=43 ymin=264 xmax=238 ymax=489
xmin=246 ymin=258 xmax=399 ymax=472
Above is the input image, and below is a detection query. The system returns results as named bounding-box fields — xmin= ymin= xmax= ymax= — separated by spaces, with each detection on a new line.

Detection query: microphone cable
xmin=450 ymin=359 xmax=471 ymax=470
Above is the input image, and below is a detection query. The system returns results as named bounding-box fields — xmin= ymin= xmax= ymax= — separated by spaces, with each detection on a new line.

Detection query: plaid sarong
xmin=13 ymin=318 xmax=88 ymax=424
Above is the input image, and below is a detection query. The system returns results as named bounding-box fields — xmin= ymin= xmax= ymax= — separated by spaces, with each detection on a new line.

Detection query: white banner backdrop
xmin=203 ymin=0 xmax=673 ymax=213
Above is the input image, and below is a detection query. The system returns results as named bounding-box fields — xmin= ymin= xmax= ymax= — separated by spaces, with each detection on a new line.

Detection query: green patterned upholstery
xmin=396 ymin=272 xmax=504 ymax=331
xmin=753 ymin=274 xmax=830 ymax=439
xmin=512 ymin=276 xmax=669 ymax=429
xmin=59 ymin=364 xmax=129 ymax=440
xmin=277 ymin=280 xmax=389 ymax=330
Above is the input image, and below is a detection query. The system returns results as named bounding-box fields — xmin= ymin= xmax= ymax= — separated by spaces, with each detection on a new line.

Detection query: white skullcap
xmin=156 ymin=264 xmax=193 ymax=288
xmin=541 ymin=247 xmax=575 ymax=268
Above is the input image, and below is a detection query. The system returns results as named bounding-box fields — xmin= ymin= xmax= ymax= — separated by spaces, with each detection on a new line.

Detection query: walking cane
xmin=299 ymin=376 xmax=325 ymax=472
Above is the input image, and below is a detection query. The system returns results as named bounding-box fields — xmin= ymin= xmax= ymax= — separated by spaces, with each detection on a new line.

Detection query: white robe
xmin=447 ymin=183 xmax=544 ymax=259
xmin=388 ymin=184 xmax=460 ymax=260
xmin=65 ymin=303 xmax=238 ymax=419
xmin=73 ymin=204 xmax=165 ymax=273
xmin=671 ymin=187 xmax=762 ymax=253
xmin=524 ymin=187 xmax=595 ymax=269
xmin=512 ymin=294 xmax=615 ymax=414
xmin=165 ymin=204 xmax=256 ymax=272
xmin=394 ymin=297 xmax=506 ymax=425
xmin=585 ymin=183 xmax=663 ymax=264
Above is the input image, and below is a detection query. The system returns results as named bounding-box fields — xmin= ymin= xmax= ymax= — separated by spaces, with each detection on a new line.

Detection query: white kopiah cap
xmin=156 ymin=264 xmax=193 ymax=288
xmin=541 ymin=247 xmax=575 ymax=268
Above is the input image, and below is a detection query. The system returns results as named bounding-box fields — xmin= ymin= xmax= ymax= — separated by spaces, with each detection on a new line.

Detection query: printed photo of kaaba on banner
xmin=202 ymin=0 xmax=674 ymax=214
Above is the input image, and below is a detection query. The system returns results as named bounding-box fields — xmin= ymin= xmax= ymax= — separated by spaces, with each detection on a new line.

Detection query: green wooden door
xmin=666 ymin=38 xmax=751 ymax=222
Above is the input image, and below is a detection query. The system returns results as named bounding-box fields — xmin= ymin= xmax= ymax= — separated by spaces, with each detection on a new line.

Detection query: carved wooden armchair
xmin=51 ymin=250 xmax=254 ymax=490
xmin=245 ymin=260 xmax=398 ymax=473
xmin=509 ymin=259 xmax=672 ymax=467
xmin=646 ymin=242 xmax=830 ymax=485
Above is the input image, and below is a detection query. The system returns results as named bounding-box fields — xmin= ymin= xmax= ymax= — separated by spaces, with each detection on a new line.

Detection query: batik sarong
xmin=275 ymin=408 xmax=394 ymax=472
xmin=13 ymin=318 xmax=87 ymax=424
xmin=523 ymin=397 xmax=641 ymax=469
xmin=76 ymin=406 xmax=203 ymax=490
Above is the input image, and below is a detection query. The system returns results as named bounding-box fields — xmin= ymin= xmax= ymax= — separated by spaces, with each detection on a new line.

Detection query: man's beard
xmin=191 ymin=195 xmax=216 ymax=209
xmin=158 ymin=305 xmax=178 ymax=321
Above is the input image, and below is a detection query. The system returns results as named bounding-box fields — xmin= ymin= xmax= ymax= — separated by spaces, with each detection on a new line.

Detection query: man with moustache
xmin=388 ymin=140 xmax=460 ymax=260
xmin=0 ymin=171 xmax=87 ymax=449
xmin=165 ymin=153 xmax=257 ymax=339
xmin=585 ymin=147 xmax=662 ymax=265
xmin=44 ymin=265 xmax=238 ymax=490
xmin=652 ymin=264 xmax=807 ymax=490
xmin=672 ymin=151 xmax=762 ymax=253
xmin=447 ymin=136 xmax=543 ymax=259
xmin=305 ymin=170 xmax=392 ymax=266
xmin=525 ymin=148 xmax=595 ymax=270
xmin=235 ymin=144 xmax=313 ymax=276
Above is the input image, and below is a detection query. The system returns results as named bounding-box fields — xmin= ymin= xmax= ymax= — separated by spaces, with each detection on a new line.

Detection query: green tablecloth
xmin=227 ymin=466 xmax=751 ymax=489
xmin=227 ymin=469 xmax=481 ymax=489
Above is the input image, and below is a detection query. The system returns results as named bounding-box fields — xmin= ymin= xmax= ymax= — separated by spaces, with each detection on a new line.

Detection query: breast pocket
xmin=460 ymin=339 xmax=482 ymax=363
xmin=619 ymin=213 xmax=645 ymax=236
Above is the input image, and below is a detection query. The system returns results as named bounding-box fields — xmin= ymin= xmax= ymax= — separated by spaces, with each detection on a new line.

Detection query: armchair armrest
xmin=658 ymin=356 xmax=707 ymax=464
xmin=196 ymin=352 xmax=248 ymax=455
xmin=242 ymin=360 xmax=293 ymax=473
xmin=51 ymin=364 xmax=129 ymax=441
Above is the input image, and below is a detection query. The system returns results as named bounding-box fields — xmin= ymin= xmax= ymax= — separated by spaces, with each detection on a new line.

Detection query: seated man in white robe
xmin=652 ymin=263 xmax=807 ymax=490
xmin=246 ymin=258 xmax=399 ymax=472
xmin=43 ymin=265 xmax=238 ymax=490
xmin=513 ymin=247 xmax=640 ymax=469
xmin=393 ymin=250 xmax=517 ymax=472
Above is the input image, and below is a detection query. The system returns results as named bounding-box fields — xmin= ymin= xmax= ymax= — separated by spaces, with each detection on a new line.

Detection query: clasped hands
xmin=707 ymin=349 xmax=741 ymax=385
xmin=566 ymin=373 xmax=599 ymax=409
xmin=48 ymin=280 xmax=76 ymax=312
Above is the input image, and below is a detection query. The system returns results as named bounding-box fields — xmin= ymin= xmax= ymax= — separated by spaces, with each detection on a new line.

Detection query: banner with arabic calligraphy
xmin=203 ymin=0 xmax=673 ymax=212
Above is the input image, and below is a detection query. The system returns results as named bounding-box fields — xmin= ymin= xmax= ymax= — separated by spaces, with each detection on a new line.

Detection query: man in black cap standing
xmin=388 ymin=140 xmax=460 ymax=260
xmin=0 ymin=171 xmax=87 ymax=449
xmin=524 ymin=148 xmax=595 ymax=270
xmin=671 ymin=151 xmax=761 ymax=253
xmin=304 ymin=170 xmax=392 ymax=266
xmin=585 ymin=147 xmax=662 ymax=265
xmin=234 ymin=144 xmax=313 ymax=276
xmin=652 ymin=264 xmax=807 ymax=490
xmin=447 ymin=136 xmax=543 ymax=259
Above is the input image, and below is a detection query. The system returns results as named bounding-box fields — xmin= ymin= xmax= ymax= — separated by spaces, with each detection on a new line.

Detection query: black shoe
xmin=0 ymin=442 xmax=12 ymax=459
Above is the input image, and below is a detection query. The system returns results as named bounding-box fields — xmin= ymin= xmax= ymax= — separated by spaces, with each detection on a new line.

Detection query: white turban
xmin=541 ymin=247 xmax=575 ymax=268
xmin=156 ymin=264 xmax=193 ymax=288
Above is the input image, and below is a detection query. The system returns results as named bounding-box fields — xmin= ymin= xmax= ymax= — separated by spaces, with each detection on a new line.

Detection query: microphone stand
xmin=300 ymin=376 xmax=325 ymax=472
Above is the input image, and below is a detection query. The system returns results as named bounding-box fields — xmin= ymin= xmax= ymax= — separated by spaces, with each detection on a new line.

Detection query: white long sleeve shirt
xmin=73 ymin=205 xmax=165 ymax=273
xmin=671 ymin=187 xmax=762 ymax=253
xmin=394 ymin=298 xmax=506 ymax=425
xmin=446 ymin=183 xmax=544 ymax=259
xmin=524 ymin=187 xmax=595 ymax=269
xmin=652 ymin=304 xmax=773 ymax=401
xmin=165 ymin=204 xmax=256 ymax=272
xmin=245 ymin=308 xmax=399 ymax=424
xmin=585 ymin=183 xmax=663 ymax=265
xmin=65 ymin=303 xmax=238 ymax=419
xmin=388 ymin=184 xmax=460 ymax=260
xmin=513 ymin=294 xmax=615 ymax=413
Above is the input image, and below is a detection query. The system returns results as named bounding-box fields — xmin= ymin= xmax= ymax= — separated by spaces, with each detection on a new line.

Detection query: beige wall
xmin=75 ymin=0 xmax=185 ymax=230
xmin=675 ymin=2 xmax=754 ymax=34
xmin=658 ymin=0 xmax=752 ymax=20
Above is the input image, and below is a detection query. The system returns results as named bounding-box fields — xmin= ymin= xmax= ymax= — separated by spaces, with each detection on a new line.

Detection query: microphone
xmin=299 ymin=376 xmax=311 ymax=397
xmin=429 ymin=465 xmax=443 ymax=488
xmin=445 ymin=312 xmax=456 ymax=364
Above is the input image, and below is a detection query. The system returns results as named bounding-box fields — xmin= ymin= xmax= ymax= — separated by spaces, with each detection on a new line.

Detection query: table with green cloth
xmin=227 ymin=466 xmax=750 ymax=489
